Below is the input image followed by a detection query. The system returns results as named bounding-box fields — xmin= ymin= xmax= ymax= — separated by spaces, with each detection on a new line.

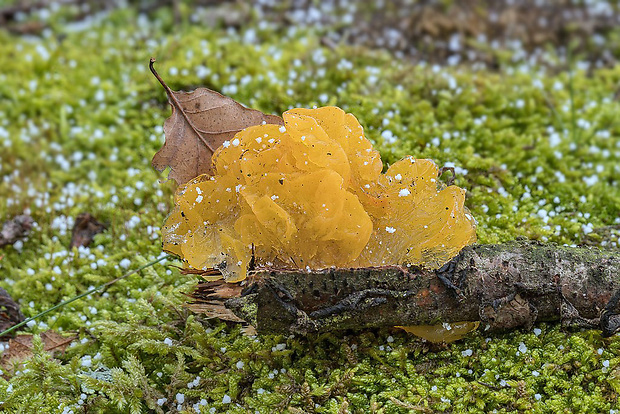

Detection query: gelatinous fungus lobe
xmin=162 ymin=106 xmax=476 ymax=282
xmin=356 ymin=157 xmax=477 ymax=269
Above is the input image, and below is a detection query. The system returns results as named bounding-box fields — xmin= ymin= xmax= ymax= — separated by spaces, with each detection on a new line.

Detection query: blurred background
xmin=3 ymin=0 xmax=620 ymax=68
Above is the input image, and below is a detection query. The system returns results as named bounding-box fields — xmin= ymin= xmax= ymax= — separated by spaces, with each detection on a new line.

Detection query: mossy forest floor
xmin=1 ymin=1 xmax=620 ymax=413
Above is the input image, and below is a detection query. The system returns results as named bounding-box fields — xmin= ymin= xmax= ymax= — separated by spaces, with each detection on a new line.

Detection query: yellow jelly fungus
xmin=162 ymin=106 xmax=476 ymax=283
xmin=396 ymin=321 xmax=481 ymax=343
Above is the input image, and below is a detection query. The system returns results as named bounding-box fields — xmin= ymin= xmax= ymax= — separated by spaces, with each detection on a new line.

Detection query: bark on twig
xmin=189 ymin=241 xmax=620 ymax=336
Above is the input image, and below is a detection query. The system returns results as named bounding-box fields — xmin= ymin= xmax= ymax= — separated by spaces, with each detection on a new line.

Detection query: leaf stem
xmin=149 ymin=58 xmax=216 ymax=153
xmin=0 ymin=254 xmax=172 ymax=338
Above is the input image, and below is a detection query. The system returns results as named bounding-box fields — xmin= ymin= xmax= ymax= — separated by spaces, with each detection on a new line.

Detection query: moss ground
xmin=0 ymin=2 xmax=620 ymax=413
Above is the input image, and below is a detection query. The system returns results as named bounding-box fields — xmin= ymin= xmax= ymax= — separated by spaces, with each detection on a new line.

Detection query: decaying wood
xmin=183 ymin=280 xmax=245 ymax=322
xmin=188 ymin=241 xmax=620 ymax=336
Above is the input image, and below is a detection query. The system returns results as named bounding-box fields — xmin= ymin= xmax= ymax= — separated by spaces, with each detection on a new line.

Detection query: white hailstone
xmin=583 ymin=175 xmax=599 ymax=187
xmin=81 ymin=356 xmax=92 ymax=367
xmin=381 ymin=129 xmax=396 ymax=144
xmin=13 ymin=240 xmax=23 ymax=251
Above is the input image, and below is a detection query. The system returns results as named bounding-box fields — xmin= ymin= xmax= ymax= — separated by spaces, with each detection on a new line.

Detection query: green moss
xmin=0 ymin=3 xmax=619 ymax=413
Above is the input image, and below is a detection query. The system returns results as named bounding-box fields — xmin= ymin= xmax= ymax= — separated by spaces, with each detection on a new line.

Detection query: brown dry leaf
xmin=1 ymin=330 xmax=77 ymax=374
xmin=0 ymin=215 xmax=33 ymax=248
xmin=0 ymin=287 xmax=24 ymax=334
xmin=149 ymin=58 xmax=284 ymax=186
xmin=70 ymin=213 xmax=106 ymax=248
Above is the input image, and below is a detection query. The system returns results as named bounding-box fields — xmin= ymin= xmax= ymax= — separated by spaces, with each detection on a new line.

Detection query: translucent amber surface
xmin=162 ymin=107 xmax=476 ymax=282
xmin=397 ymin=321 xmax=481 ymax=343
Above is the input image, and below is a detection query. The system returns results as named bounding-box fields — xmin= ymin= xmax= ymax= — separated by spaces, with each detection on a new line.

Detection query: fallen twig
xmin=188 ymin=241 xmax=620 ymax=336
